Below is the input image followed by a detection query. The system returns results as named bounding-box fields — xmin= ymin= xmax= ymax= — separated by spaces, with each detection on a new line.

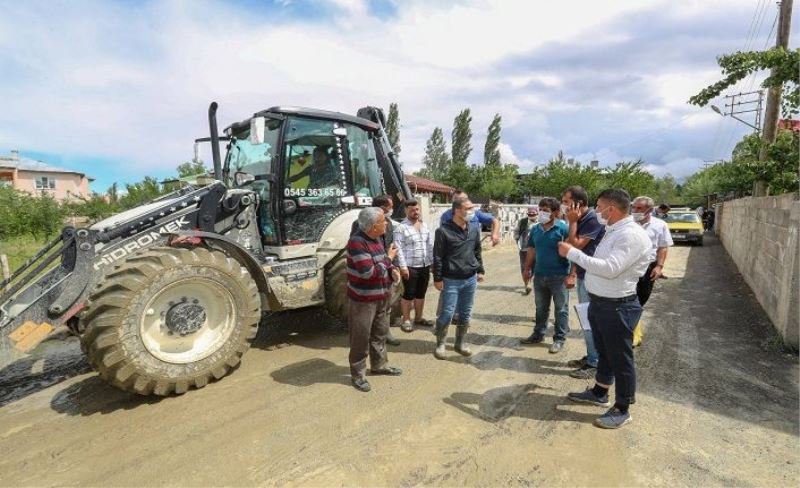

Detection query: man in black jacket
xmin=432 ymin=197 xmax=485 ymax=360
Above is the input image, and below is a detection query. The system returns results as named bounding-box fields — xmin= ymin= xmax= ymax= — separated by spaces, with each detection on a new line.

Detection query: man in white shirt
xmin=394 ymin=199 xmax=435 ymax=332
xmin=557 ymin=188 xmax=652 ymax=429
xmin=631 ymin=196 xmax=673 ymax=346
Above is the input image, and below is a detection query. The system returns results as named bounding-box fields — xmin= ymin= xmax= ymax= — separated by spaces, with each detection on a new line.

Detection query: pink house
xmin=0 ymin=150 xmax=93 ymax=202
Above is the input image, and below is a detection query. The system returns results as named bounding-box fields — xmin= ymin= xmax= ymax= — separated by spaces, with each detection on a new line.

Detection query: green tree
xmin=728 ymin=129 xmax=799 ymax=195
xmin=119 ymin=176 xmax=164 ymax=209
xmin=689 ymin=47 xmax=800 ymax=117
xmin=386 ymin=102 xmax=401 ymax=157
xmin=479 ymin=163 xmax=518 ymax=201
xmin=107 ymin=182 xmax=119 ymax=203
xmin=653 ymin=174 xmax=679 ymax=205
xmin=451 ymin=108 xmax=473 ymax=165
xmin=483 ymin=113 xmax=502 ymax=167
xmin=601 ymin=160 xmax=657 ymax=200
xmin=417 ymin=127 xmax=450 ymax=182
xmin=177 ymin=161 xmax=207 ymax=178
xmin=521 ymin=152 xmax=603 ymax=201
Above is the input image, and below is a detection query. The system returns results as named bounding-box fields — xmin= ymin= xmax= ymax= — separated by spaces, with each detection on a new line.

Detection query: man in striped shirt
xmin=394 ymin=199 xmax=435 ymax=332
xmin=347 ymin=207 xmax=403 ymax=392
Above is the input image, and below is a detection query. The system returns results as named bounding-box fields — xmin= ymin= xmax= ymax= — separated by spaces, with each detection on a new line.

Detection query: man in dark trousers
xmin=432 ymin=197 xmax=485 ymax=360
xmin=562 ymin=186 xmax=606 ymax=378
xmin=558 ymin=189 xmax=652 ymax=429
xmin=350 ymin=194 xmax=402 ymax=346
xmin=346 ymin=207 xmax=403 ymax=392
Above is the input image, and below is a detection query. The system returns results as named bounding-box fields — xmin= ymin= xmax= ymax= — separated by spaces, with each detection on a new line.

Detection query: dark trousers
xmin=636 ymin=262 xmax=658 ymax=306
xmin=589 ymin=296 xmax=643 ymax=406
xmin=348 ymin=297 xmax=390 ymax=379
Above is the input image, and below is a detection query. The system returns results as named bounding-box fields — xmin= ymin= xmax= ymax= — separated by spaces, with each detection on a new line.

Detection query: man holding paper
xmin=557 ymin=189 xmax=652 ymax=429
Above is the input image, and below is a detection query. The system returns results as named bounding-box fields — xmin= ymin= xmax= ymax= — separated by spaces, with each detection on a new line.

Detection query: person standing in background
xmin=514 ymin=206 xmax=538 ymax=295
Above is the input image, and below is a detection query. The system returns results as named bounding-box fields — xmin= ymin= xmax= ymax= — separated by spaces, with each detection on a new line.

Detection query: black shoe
xmin=520 ymin=334 xmax=544 ymax=345
xmin=386 ymin=333 xmax=401 ymax=346
xmin=351 ymin=377 xmax=371 ymax=392
xmin=567 ymin=356 xmax=588 ymax=368
xmin=370 ymin=366 xmax=403 ymax=376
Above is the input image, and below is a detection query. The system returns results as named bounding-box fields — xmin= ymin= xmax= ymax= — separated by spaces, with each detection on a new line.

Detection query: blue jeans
xmin=589 ymin=297 xmax=643 ymax=406
xmin=436 ymin=275 xmax=478 ymax=326
xmin=577 ymin=278 xmax=599 ymax=367
xmin=532 ymin=275 xmax=569 ymax=341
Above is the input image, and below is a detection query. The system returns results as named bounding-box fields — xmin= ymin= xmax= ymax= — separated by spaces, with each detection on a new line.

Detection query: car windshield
xmin=664 ymin=213 xmax=700 ymax=223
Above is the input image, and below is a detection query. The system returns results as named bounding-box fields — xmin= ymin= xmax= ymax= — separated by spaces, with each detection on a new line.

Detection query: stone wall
xmin=719 ymin=194 xmax=800 ymax=347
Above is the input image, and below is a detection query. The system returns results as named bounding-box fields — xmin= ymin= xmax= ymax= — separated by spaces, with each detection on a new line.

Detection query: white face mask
xmin=464 ymin=210 xmax=476 ymax=221
xmin=632 ymin=212 xmax=646 ymax=222
xmin=528 ymin=216 xmax=537 ymax=222
xmin=538 ymin=211 xmax=551 ymax=224
xmin=384 ymin=209 xmax=392 ymax=217
xmin=595 ymin=207 xmax=609 ymax=226
xmin=560 ymin=204 xmax=569 ymax=216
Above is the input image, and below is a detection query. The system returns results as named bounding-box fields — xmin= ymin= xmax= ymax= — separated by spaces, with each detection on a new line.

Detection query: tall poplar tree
xmin=418 ymin=127 xmax=450 ymax=182
xmin=386 ymin=103 xmax=401 ymax=156
xmin=484 ymin=113 xmax=502 ymax=167
xmin=451 ymin=108 xmax=473 ymax=165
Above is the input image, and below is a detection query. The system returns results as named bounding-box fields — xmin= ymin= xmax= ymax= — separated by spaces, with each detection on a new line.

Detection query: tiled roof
xmin=0 ymin=154 xmax=91 ymax=179
xmin=404 ymin=173 xmax=454 ymax=194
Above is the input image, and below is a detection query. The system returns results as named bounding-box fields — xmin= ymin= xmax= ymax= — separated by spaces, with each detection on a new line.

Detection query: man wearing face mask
xmin=521 ymin=198 xmax=571 ymax=353
xmin=351 ymin=194 xmax=403 ymax=346
xmin=557 ymin=188 xmax=652 ymax=429
xmin=432 ymin=197 xmax=485 ymax=360
xmin=514 ymin=206 xmax=538 ymax=295
xmin=630 ymin=196 xmax=672 ymax=346
xmin=561 ymin=186 xmax=606 ymax=378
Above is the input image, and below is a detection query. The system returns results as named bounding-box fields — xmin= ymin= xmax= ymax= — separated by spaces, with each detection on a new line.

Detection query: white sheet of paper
xmin=574 ymin=302 xmax=591 ymax=331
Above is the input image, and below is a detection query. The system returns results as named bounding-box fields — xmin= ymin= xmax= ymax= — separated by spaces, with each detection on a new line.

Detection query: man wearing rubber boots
xmin=558 ymin=189 xmax=652 ymax=429
xmin=432 ymin=197 xmax=485 ymax=360
xmin=346 ymin=207 xmax=403 ymax=392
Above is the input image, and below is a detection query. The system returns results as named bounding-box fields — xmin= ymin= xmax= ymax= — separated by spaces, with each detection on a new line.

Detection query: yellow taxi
xmin=660 ymin=208 xmax=704 ymax=246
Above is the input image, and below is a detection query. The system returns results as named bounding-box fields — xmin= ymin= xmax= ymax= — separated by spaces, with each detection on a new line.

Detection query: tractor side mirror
xmin=332 ymin=127 xmax=347 ymax=137
xmin=282 ymin=199 xmax=297 ymax=215
xmin=234 ymin=171 xmax=255 ymax=186
xmin=250 ymin=116 xmax=266 ymax=144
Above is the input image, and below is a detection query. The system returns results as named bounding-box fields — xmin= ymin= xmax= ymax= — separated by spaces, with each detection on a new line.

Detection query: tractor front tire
xmin=80 ymin=247 xmax=260 ymax=396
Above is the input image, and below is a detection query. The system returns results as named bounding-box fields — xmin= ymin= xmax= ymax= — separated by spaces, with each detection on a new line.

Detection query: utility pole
xmin=755 ymin=0 xmax=793 ymax=196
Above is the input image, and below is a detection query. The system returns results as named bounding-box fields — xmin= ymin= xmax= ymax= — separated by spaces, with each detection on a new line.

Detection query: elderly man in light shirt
xmin=557 ymin=188 xmax=652 ymax=429
xmin=631 ymin=196 xmax=673 ymax=346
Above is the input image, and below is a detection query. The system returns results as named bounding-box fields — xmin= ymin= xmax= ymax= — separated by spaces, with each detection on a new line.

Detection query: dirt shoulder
xmin=0 ymin=235 xmax=797 ymax=486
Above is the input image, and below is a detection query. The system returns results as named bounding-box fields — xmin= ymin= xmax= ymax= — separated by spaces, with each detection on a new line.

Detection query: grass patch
xmin=0 ymin=235 xmax=55 ymax=275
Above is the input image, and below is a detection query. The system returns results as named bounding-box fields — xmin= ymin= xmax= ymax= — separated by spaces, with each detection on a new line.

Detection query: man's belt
xmin=589 ymin=293 xmax=638 ymax=303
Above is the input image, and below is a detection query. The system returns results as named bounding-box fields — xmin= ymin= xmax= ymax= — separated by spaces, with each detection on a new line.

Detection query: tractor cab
xmin=221 ymin=107 xmax=401 ymax=258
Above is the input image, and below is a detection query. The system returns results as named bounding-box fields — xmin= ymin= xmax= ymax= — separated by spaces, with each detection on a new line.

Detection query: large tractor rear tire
xmin=80 ymin=247 xmax=260 ymax=396
xmin=325 ymin=253 xmax=403 ymax=325
xmin=324 ymin=254 xmax=349 ymax=323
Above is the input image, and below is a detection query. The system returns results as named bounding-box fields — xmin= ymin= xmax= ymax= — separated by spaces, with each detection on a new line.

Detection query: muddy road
xmin=1 ymin=235 xmax=798 ymax=486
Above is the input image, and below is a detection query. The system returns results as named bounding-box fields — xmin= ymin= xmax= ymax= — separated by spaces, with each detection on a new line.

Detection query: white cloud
xmin=0 ymin=0 xmax=766 ymax=189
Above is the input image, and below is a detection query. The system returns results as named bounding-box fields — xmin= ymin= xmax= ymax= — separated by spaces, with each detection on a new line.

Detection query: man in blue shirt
xmin=521 ymin=197 xmax=570 ymax=353
xmin=562 ymin=186 xmax=606 ymax=378
xmin=439 ymin=190 xmax=500 ymax=246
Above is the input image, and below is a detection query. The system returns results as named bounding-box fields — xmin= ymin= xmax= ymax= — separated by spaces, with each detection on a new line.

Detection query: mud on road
xmin=0 ymin=235 xmax=798 ymax=486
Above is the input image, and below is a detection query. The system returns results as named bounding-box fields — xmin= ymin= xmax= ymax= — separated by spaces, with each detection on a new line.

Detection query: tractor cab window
xmin=347 ymin=126 xmax=384 ymax=198
xmin=224 ymin=119 xmax=281 ymax=245
xmin=281 ymin=117 xmax=350 ymax=245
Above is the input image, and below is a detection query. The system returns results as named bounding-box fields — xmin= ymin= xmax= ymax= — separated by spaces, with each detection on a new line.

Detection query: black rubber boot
xmin=454 ymin=324 xmax=473 ymax=357
xmin=434 ymin=322 xmax=449 ymax=360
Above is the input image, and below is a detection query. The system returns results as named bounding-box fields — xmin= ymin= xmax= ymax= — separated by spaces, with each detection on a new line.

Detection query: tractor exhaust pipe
xmin=208 ymin=102 xmax=222 ymax=181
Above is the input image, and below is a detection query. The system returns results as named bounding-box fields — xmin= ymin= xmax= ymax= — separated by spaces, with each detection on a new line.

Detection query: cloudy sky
xmin=0 ymin=0 xmax=795 ymax=192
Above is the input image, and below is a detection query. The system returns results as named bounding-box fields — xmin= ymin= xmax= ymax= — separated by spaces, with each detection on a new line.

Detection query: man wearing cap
xmin=514 ymin=207 xmax=538 ymax=294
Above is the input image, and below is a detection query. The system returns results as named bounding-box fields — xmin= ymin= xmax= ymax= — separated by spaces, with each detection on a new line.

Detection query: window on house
xmin=35 ymin=176 xmax=56 ymax=190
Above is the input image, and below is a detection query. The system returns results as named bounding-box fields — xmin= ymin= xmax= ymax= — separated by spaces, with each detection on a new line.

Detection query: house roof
xmin=404 ymin=173 xmax=454 ymax=194
xmin=0 ymin=154 xmax=93 ymax=180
